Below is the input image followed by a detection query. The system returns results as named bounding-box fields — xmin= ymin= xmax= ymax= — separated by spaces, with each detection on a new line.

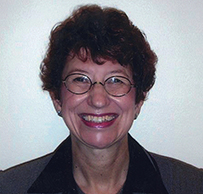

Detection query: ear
xmin=49 ymin=92 xmax=62 ymax=113
xmin=134 ymin=100 xmax=144 ymax=119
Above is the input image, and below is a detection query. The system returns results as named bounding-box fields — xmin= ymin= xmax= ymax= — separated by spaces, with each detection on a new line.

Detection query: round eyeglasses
xmin=62 ymin=73 xmax=135 ymax=97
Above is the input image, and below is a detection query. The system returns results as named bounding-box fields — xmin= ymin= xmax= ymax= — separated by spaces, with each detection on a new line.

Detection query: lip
xmin=79 ymin=113 xmax=118 ymax=128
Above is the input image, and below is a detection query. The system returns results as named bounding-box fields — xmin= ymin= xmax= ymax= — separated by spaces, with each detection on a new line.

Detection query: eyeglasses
xmin=62 ymin=73 xmax=135 ymax=97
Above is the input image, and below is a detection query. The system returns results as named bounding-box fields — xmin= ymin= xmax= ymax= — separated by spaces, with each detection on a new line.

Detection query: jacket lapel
xmin=123 ymin=135 xmax=168 ymax=193
xmin=27 ymin=136 xmax=77 ymax=194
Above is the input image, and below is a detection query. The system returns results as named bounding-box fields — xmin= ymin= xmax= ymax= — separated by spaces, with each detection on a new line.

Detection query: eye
xmin=73 ymin=76 xmax=89 ymax=82
xmin=106 ymin=77 xmax=124 ymax=84
xmin=73 ymin=76 xmax=89 ymax=83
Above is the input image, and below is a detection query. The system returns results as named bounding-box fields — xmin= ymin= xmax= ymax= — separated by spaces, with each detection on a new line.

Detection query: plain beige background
xmin=0 ymin=0 xmax=203 ymax=170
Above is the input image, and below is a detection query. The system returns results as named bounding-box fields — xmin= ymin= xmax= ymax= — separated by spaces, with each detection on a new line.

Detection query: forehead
xmin=63 ymin=55 xmax=132 ymax=78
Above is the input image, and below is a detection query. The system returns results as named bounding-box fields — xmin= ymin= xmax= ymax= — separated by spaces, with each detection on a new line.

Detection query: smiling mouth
xmin=81 ymin=114 xmax=118 ymax=123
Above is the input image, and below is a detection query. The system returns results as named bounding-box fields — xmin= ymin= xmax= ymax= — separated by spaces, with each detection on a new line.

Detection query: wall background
xmin=0 ymin=0 xmax=202 ymax=170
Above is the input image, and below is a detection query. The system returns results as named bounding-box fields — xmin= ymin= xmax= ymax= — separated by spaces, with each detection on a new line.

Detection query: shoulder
xmin=150 ymin=152 xmax=203 ymax=194
xmin=0 ymin=153 xmax=54 ymax=194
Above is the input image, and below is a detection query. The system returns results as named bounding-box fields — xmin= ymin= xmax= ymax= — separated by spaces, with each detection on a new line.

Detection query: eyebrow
xmin=65 ymin=68 xmax=130 ymax=78
xmin=66 ymin=68 xmax=89 ymax=75
xmin=108 ymin=69 xmax=130 ymax=78
xmin=108 ymin=69 xmax=126 ymax=74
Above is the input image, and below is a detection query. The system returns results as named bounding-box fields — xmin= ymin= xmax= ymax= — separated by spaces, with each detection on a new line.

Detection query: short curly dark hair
xmin=40 ymin=4 xmax=157 ymax=104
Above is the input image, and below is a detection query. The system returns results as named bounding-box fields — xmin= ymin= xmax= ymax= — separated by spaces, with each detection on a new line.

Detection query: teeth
xmin=82 ymin=115 xmax=116 ymax=123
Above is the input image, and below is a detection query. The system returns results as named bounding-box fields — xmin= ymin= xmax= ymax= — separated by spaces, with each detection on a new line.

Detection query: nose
xmin=87 ymin=82 xmax=110 ymax=108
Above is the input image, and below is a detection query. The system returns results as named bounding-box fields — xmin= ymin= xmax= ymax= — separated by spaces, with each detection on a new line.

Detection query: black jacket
xmin=1 ymin=135 xmax=202 ymax=194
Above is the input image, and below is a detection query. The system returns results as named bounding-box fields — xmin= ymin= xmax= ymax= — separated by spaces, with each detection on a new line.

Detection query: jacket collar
xmin=122 ymin=135 xmax=168 ymax=193
xmin=28 ymin=134 xmax=168 ymax=194
xmin=28 ymin=136 xmax=77 ymax=193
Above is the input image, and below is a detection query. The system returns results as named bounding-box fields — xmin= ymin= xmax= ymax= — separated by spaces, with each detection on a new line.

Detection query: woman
xmin=1 ymin=4 xmax=202 ymax=194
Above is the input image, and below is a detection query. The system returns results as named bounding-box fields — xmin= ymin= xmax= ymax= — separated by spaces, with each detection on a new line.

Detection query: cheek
xmin=60 ymin=86 xmax=75 ymax=107
xmin=122 ymin=92 xmax=137 ymax=122
xmin=120 ymin=90 xmax=136 ymax=111
xmin=60 ymin=90 xmax=85 ymax=129
xmin=60 ymin=87 xmax=87 ymax=112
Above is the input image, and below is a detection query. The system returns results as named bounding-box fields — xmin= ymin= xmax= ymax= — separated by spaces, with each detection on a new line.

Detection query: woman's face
xmin=52 ymin=56 xmax=143 ymax=149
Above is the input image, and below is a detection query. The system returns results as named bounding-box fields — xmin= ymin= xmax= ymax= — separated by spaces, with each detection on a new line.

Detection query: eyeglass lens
xmin=63 ymin=73 xmax=133 ymax=97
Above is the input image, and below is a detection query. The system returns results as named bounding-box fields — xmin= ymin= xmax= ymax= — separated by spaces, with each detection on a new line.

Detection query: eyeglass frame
xmin=62 ymin=73 xmax=135 ymax=97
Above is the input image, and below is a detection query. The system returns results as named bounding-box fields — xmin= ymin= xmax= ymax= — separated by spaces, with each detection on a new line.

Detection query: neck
xmin=71 ymin=134 xmax=129 ymax=194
